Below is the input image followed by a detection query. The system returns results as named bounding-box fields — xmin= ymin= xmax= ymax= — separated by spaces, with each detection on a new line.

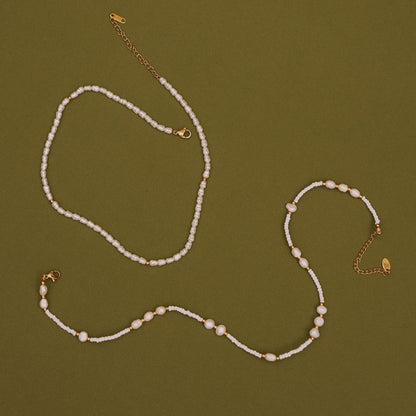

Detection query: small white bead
xmin=309 ymin=328 xmax=320 ymax=338
xmin=325 ymin=180 xmax=336 ymax=189
xmin=39 ymin=285 xmax=48 ymax=296
xmin=78 ymin=331 xmax=88 ymax=342
xmin=291 ymin=247 xmax=301 ymax=258
xmin=156 ymin=306 xmax=166 ymax=316
xmin=299 ymin=258 xmax=309 ymax=268
xmin=39 ymin=298 xmax=48 ymax=309
xmin=338 ymin=183 xmax=348 ymax=192
xmin=265 ymin=353 xmax=277 ymax=362
xmin=143 ymin=311 xmax=154 ymax=322
xmin=131 ymin=319 xmax=143 ymax=329
xmin=314 ymin=316 xmax=325 ymax=327
xmin=204 ymin=319 xmax=215 ymax=329
xmin=349 ymin=188 xmax=361 ymax=198
xmin=215 ymin=324 xmax=226 ymax=336
xmin=317 ymin=305 xmax=327 ymax=315
xmin=286 ymin=203 xmax=297 ymax=213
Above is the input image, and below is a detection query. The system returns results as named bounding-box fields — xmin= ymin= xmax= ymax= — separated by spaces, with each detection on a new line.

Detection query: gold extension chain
xmin=109 ymin=13 xmax=160 ymax=79
xmin=353 ymin=225 xmax=391 ymax=276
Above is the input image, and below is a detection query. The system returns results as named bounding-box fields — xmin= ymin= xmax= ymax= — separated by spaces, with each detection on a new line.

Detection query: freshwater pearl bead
xmin=39 ymin=298 xmax=48 ymax=309
xmin=215 ymin=325 xmax=226 ymax=336
xmin=204 ymin=319 xmax=215 ymax=329
xmin=317 ymin=305 xmax=327 ymax=315
xmin=131 ymin=319 xmax=142 ymax=329
xmin=350 ymin=188 xmax=361 ymax=198
xmin=286 ymin=203 xmax=297 ymax=213
xmin=338 ymin=183 xmax=348 ymax=192
xmin=143 ymin=311 xmax=154 ymax=322
xmin=299 ymin=258 xmax=309 ymax=268
xmin=309 ymin=328 xmax=320 ymax=338
xmin=39 ymin=285 xmax=48 ymax=296
xmin=314 ymin=316 xmax=325 ymax=327
xmin=325 ymin=180 xmax=336 ymax=189
xmin=156 ymin=306 xmax=166 ymax=315
xmin=78 ymin=331 xmax=88 ymax=342
xmin=265 ymin=353 xmax=277 ymax=362
xmin=291 ymin=247 xmax=301 ymax=258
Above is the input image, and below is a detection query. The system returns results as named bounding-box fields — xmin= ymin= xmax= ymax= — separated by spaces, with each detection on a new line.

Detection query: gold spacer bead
xmin=146 ymin=261 xmax=150 ymax=265
xmin=129 ymin=326 xmax=133 ymax=330
xmin=76 ymin=332 xmax=80 ymax=336
xmin=310 ymin=336 xmax=315 ymax=340
xmin=262 ymin=354 xmax=266 ymax=358
xmin=306 ymin=266 xmax=310 ymax=271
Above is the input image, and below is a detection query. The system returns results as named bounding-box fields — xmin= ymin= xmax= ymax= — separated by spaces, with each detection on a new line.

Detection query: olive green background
xmin=1 ymin=1 xmax=415 ymax=415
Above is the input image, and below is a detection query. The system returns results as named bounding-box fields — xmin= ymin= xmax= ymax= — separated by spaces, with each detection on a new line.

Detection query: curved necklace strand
xmin=39 ymin=14 xmax=391 ymax=361
xmin=39 ymin=179 xmax=391 ymax=361
xmin=41 ymin=13 xmax=210 ymax=267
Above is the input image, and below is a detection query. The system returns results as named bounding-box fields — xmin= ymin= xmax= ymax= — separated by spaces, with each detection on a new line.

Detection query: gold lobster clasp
xmin=175 ymin=128 xmax=192 ymax=139
xmin=42 ymin=270 xmax=61 ymax=282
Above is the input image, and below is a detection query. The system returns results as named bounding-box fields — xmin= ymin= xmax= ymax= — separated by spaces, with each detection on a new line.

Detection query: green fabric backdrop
xmin=1 ymin=1 xmax=415 ymax=415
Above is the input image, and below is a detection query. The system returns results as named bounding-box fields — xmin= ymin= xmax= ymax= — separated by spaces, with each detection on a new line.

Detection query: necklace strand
xmin=41 ymin=16 xmax=210 ymax=267
xmin=39 ymin=179 xmax=390 ymax=361
xmin=39 ymin=14 xmax=391 ymax=361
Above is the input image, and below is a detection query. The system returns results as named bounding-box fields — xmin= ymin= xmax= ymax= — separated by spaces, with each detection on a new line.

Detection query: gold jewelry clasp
xmin=110 ymin=13 xmax=126 ymax=24
xmin=175 ymin=128 xmax=192 ymax=139
xmin=42 ymin=270 xmax=61 ymax=282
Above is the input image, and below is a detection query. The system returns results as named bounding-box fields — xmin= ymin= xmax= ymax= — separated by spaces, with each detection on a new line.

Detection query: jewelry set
xmin=38 ymin=13 xmax=391 ymax=362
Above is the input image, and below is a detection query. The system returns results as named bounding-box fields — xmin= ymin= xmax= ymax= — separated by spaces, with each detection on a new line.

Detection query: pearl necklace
xmin=38 ymin=13 xmax=391 ymax=362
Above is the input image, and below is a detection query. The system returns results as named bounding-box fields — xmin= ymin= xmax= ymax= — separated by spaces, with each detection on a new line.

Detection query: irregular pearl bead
xmin=299 ymin=258 xmax=309 ymax=268
xmin=39 ymin=298 xmax=48 ymax=309
xmin=317 ymin=305 xmax=327 ymax=315
xmin=215 ymin=324 xmax=226 ymax=336
xmin=265 ymin=353 xmax=277 ymax=362
xmin=349 ymin=188 xmax=361 ymax=198
xmin=156 ymin=306 xmax=166 ymax=315
xmin=143 ymin=311 xmax=154 ymax=322
xmin=338 ymin=183 xmax=348 ymax=192
xmin=39 ymin=285 xmax=48 ymax=296
xmin=131 ymin=319 xmax=143 ymax=329
xmin=310 ymin=328 xmax=320 ymax=338
xmin=286 ymin=203 xmax=297 ymax=213
xmin=204 ymin=319 xmax=215 ymax=329
xmin=78 ymin=331 xmax=88 ymax=342
xmin=314 ymin=316 xmax=325 ymax=327
xmin=325 ymin=180 xmax=336 ymax=189
xmin=291 ymin=247 xmax=301 ymax=258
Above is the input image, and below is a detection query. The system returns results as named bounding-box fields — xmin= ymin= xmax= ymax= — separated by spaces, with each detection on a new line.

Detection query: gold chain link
xmin=353 ymin=226 xmax=391 ymax=276
xmin=109 ymin=17 xmax=160 ymax=79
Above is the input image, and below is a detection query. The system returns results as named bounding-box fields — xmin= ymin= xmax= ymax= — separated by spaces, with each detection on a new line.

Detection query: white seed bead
xmin=299 ymin=257 xmax=309 ymax=268
xmin=265 ymin=353 xmax=277 ymax=362
xmin=286 ymin=203 xmax=297 ymax=213
xmin=78 ymin=331 xmax=88 ymax=342
xmin=314 ymin=316 xmax=325 ymax=327
xmin=317 ymin=305 xmax=327 ymax=315
xmin=39 ymin=298 xmax=48 ymax=309
xmin=156 ymin=306 xmax=166 ymax=315
xmin=325 ymin=180 xmax=336 ymax=189
xmin=310 ymin=328 xmax=320 ymax=338
xmin=204 ymin=319 xmax=215 ymax=329
xmin=291 ymin=247 xmax=301 ymax=258
xmin=39 ymin=285 xmax=48 ymax=296
xmin=349 ymin=188 xmax=361 ymax=198
xmin=215 ymin=324 xmax=226 ymax=336
xmin=131 ymin=319 xmax=143 ymax=329
xmin=143 ymin=311 xmax=154 ymax=322
xmin=338 ymin=183 xmax=348 ymax=192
